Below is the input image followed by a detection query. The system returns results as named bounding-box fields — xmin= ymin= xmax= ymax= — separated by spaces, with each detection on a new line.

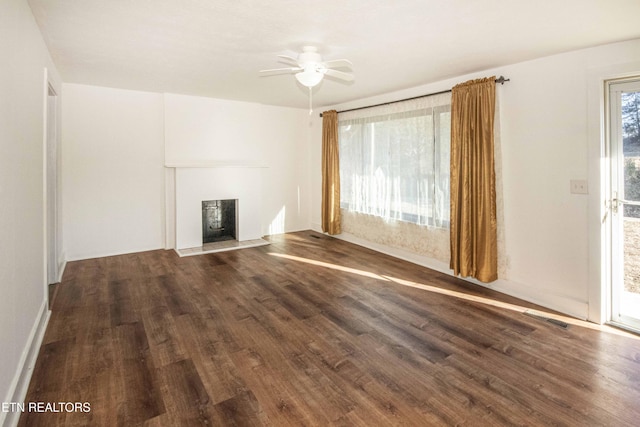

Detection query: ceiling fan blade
xmin=277 ymin=55 xmax=300 ymax=67
xmin=259 ymin=67 xmax=302 ymax=76
xmin=323 ymin=68 xmax=355 ymax=82
xmin=323 ymin=59 xmax=353 ymax=69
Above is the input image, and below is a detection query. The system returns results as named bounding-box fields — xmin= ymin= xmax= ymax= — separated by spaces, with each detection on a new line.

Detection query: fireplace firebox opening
xmin=202 ymin=199 xmax=237 ymax=244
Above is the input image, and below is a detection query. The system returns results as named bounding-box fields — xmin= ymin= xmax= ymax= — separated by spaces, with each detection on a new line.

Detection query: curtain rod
xmin=319 ymin=76 xmax=510 ymax=117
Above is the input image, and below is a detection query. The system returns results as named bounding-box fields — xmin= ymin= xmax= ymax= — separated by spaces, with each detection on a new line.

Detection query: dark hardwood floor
xmin=20 ymin=231 xmax=640 ymax=426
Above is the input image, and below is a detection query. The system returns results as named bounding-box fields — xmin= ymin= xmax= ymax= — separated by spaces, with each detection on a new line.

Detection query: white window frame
xmin=338 ymin=92 xmax=452 ymax=228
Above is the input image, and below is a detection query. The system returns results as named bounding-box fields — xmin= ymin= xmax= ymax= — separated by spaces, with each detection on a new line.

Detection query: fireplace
xmin=172 ymin=167 xmax=263 ymax=250
xmin=202 ymin=199 xmax=237 ymax=244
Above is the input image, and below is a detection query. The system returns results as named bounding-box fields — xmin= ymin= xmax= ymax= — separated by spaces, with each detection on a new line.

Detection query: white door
xmin=609 ymin=78 xmax=640 ymax=332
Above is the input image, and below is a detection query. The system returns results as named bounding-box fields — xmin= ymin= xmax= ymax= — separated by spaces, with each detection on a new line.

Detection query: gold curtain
xmin=449 ymin=77 xmax=497 ymax=283
xmin=321 ymin=110 xmax=341 ymax=235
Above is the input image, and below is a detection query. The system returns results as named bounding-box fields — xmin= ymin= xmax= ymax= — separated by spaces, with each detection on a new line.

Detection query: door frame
xmin=587 ymin=61 xmax=640 ymax=326
xmin=42 ymin=67 xmax=63 ymax=308
xmin=46 ymin=82 xmax=58 ymax=285
xmin=606 ymin=77 xmax=640 ymax=332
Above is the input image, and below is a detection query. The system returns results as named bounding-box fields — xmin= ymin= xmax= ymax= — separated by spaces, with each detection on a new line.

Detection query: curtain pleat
xmin=449 ymin=77 xmax=497 ymax=283
xmin=321 ymin=110 xmax=341 ymax=235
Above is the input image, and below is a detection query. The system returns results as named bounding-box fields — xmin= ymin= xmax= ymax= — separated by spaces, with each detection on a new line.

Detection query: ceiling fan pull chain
xmin=309 ymin=86 xmax=313 ymax=115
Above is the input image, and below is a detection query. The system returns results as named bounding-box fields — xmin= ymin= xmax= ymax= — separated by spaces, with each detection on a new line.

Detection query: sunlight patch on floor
xmin=268 ymin=252 xmax=640 ymax=340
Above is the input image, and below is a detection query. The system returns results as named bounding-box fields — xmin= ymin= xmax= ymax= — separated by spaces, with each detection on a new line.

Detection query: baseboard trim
xmin=56 ymin=259 xmax=66 ymax=283
xmin=1 ymin=300 xmax=50 ymax=427
xmin=66 ymin=245 xmax=165 ymax=262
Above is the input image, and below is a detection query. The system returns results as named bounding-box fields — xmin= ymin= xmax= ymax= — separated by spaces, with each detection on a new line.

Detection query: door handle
xmin=612 ymin=191 xmax=619 ymax=214
xmin=612 ymin=192 xmax=640 ymax=214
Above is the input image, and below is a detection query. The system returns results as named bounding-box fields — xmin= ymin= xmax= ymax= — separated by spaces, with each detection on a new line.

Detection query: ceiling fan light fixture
xmin=295 ymin=68 xmax=323 ymax=87
xmin=260 ymin=46 xmax=353 ymax=92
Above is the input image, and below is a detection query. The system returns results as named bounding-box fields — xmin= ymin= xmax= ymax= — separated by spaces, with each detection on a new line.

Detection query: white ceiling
xmin=27 ymin=0 xmax=640 ymax=109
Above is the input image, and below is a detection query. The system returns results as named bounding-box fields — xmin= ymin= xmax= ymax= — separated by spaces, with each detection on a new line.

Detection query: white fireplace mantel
xmin=165 ymin=164 xmax=267 ymax=251
xmin=165 ymin=161 xmax=268 ymax=169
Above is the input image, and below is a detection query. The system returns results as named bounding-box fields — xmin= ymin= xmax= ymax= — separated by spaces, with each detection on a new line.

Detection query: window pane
xmin=339 ymin=104 xmax=451 ymax=228
xmin=623 ymin=91 xmax=640 ymax=216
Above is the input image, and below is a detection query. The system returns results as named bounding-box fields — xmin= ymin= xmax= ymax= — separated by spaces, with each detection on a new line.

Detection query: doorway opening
xmin=46 ymin=81 xmax=60 ymax=309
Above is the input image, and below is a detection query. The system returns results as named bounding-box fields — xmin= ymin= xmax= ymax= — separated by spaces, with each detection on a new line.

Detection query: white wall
xmin=0 ymin=0 xmax=61 ymax=425
xmin=164 ymin=93 xmax=311 ymax=236
xmin=61 ymin=89 xmax=311 ymax=258
xmin=311 ymin=38 xmax=640 ymax=320
xmin=62 ymin=84 xmax=165 ymax=260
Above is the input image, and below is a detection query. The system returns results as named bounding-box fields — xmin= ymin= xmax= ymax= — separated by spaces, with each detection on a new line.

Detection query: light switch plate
xmin=570 ymin=179 xmax=588 ymax=194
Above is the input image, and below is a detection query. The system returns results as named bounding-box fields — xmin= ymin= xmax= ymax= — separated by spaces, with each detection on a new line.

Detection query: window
xmin=339 ymin=92 xmax=451 ymax=228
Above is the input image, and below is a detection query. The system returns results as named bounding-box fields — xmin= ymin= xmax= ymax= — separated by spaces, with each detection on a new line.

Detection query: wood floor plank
xmin=156 ymin=358 xmax=214 ymax=425
xmin=210 ymin=389 xmax=269 ymax=426
xmin=19 ymin=230 xmax=640 ymax=426
xmin=230 ymin=346 xmax=322 ymax=426
xmin=232 ymin=313 xmax=351 ymax=423
xmin=233 ymin=294 xmax=361 ymax=421
xmin=173 ymin=313 xmax=249 ymax=405
xmin=113 ymin=322 xmax=166 ymax=425
xmin=141 ymin=304 xmax=188 ymax=367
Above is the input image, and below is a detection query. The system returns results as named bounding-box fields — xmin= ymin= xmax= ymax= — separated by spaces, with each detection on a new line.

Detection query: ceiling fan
xmin=259 ymin=46 xmax=354 ymax=113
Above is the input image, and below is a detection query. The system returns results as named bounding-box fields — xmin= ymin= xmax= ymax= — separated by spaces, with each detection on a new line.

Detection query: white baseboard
xmin=57 ymin=259 xmax=66 ymax=283
xmin=1 ymin=301 xmax=51 ymax=427
xmin=65 ymin=245 xmax=165 ymax=262
xmin=325 ymin=230 xmax=588 ymax=320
